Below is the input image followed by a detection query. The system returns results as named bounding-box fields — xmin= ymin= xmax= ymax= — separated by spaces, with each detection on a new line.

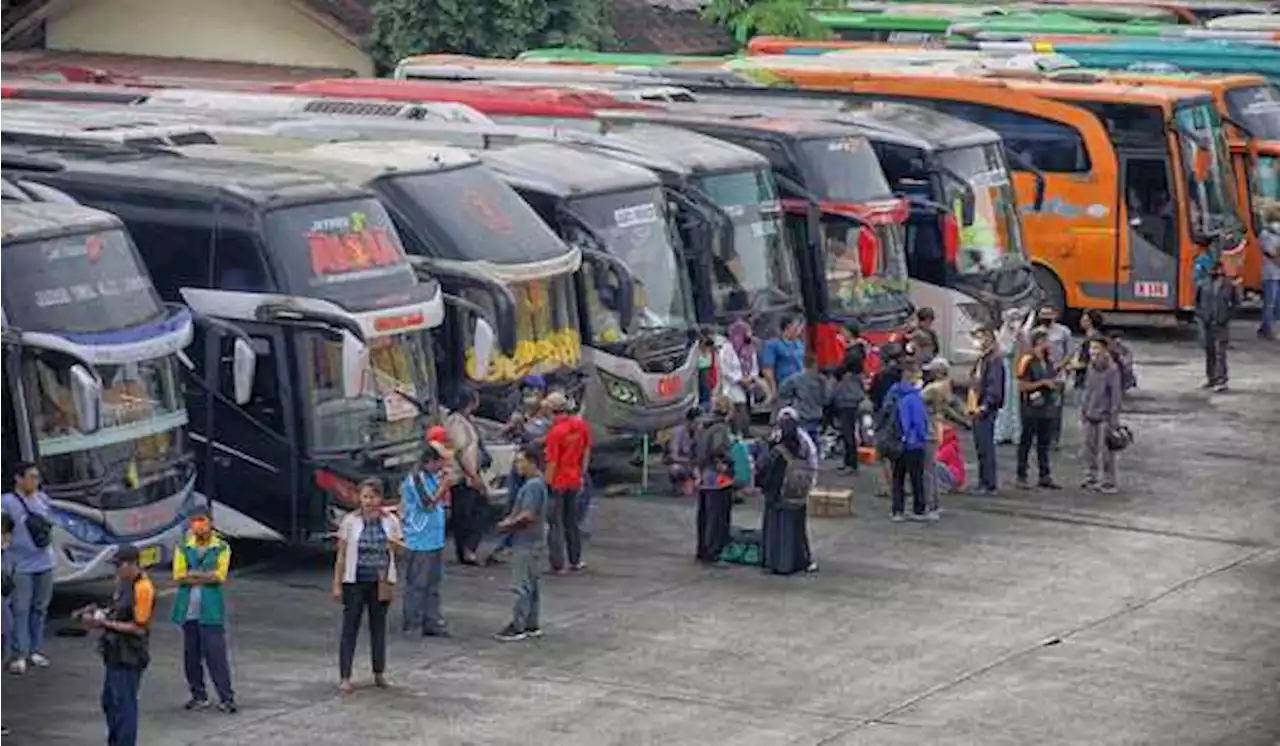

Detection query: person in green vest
xmin=171 ymin=509 xmax=236 ymax=713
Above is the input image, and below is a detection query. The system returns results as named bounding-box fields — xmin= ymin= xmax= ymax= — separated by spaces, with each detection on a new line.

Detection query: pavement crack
xmin=814 ymin=546 xmax=1279 ymax=745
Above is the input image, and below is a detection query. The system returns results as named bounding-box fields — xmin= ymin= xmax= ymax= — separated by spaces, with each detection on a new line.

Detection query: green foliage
xmin=366 ymin=0 xmax=612 ymax=70
xmin=703 ymin=0 xmax=830 ymax=45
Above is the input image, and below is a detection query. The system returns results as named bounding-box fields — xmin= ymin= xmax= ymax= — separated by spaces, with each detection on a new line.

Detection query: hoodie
xmin=891 ymin=381 xmax=930 ymax=452
xmin=1080 ymin=357 xmax=1123 ymax=427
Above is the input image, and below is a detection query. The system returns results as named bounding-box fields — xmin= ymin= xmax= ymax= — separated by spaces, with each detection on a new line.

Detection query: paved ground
xmin=4 ymin=321 xmax=1279 ymax=746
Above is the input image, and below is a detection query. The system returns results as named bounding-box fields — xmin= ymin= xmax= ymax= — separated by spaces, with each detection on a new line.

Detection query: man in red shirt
xmin=542 ymin=392 xmax=592 ymax=573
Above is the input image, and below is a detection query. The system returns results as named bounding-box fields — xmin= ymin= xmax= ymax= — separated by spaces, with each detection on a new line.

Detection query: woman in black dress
xmin=758 ymin=417 xmax=818 ymax=575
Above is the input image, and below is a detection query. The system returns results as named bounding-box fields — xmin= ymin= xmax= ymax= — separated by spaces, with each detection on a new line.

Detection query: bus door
xmin=1118 ymin=150 xmax=1180 ymax=310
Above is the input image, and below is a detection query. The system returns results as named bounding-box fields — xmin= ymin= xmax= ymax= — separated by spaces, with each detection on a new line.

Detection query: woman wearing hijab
xmin=757 ymin=416 xmax=818 ymax=575
xmin=994 ymin=308 xmax=1028 ymax=445
xmin=717 ymin=318 xmax=761 ymax=436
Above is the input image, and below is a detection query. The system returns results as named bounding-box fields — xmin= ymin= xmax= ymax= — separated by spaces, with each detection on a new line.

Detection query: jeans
xmin=10 ymin=569 xmax=53 ymax=657
xmin=1081 ymin=420 xmax=1118 ymax=486
xmin=1204 ymin=325 xmax=1230 ymax=385
xmin=1260 ymin=278 xmax=1280 ymax=336
xmin=546 ymin=488 xmax=583 ymax=571
xmin=800 ymin=420 xmax=822 ymax=454
xmin=836 ymin=407 xmax=860 ymax=470
xmin=891 ymin=449 xmax=926 ymax=516
xmin=338 ymin=581 xmax=388 ymax=680
xmin=923 ymin=440 xmax=939 ymax=512
xmin=401 ymin=549 xmax=445 ymax=633
xmin=102 ymin=665 xmax=143 ymax=746
xmin=1017 ymin=416 xmax=1054 ymax=483
xmin=510 ymin=547 xmax=542 ymax=632
xmin=182 ymin=622 xmax=234 ymax=703
xmin=972 ymin=411 xmax=999 ymax=491
xmin=696 ymin=487 xmax=734 ymax=562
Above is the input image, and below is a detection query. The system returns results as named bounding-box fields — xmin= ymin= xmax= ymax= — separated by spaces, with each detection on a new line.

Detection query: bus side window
xmin=925 ymin=102 xmax=1092 ymax=174
xmin=1124 ymin=158 xmax=1176 ymax=259
xmin=214 ymin=229 xmax=273 ymax=292
xmin=126 ymin=221 xmax=214 ymax=298
xmin=737 ymin=136 xmax=802 ymax=184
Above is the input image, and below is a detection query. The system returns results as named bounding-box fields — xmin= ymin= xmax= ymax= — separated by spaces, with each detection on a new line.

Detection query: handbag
xmin=1105 ymin=425 xmax=1134 ymax=452
xmin=376 ymin=569 xmax=396 ymax=603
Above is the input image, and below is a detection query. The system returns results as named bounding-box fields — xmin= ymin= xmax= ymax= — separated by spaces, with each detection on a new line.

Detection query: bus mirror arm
xmin=442 ymin=292 xmax=500 ymax=377
xmin=189 ymin=312 xmax=259 ymax=406
xmin=68 ymin=364 xmax=102 ymax=435
xmin=580 ymin=248 xmax=638 ymax=331
xmin=255 ymin=304 xmax=367 ymax=400
xmin=773 ymin=173 xmax=824 ymax=251
xmin=1003 ymin=150 xmax=1046 ymax=212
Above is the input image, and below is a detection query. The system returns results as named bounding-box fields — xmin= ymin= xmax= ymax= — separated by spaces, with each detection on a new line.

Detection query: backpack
xmin=873 ymin=389 xmax=905 ymax=460
xmin=729 ymin=437 xmax=754 ymax=488
xmin=778 ymin=447 xmax=815 ymax=507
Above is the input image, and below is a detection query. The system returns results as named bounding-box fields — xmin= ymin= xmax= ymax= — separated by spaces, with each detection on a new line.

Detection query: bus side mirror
xmin=340 ymin=330 xmax=368 ymax=400
xmin=473 ymin=317 xmax=495 ymax=380
xmin=69 ymin=364 xmax=102 ymax=435
xmin=231 ymin=337 xmax=256 ymax=406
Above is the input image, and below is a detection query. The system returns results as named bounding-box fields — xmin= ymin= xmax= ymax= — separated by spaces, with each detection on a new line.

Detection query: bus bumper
xmin=52 ymin=518 xmax=189 ymax=586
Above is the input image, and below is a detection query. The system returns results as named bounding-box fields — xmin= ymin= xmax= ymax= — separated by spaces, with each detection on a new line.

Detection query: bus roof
xmin=174 ymin=139 xmax=481 ymax=185
xmin=599 ymin=105 xmax=878 ymax=140
xmin=285 ymin=78 xmax=653 ymax=116
xmin=0 ymin=200 xmax=121 ymax=244
xmin=563 ymin=124 xmax=771 ymax=177
xmin=478 ymin=143 xmax=663 ymax=200
xmin=1 ymin=142 xmax=371 ymax=209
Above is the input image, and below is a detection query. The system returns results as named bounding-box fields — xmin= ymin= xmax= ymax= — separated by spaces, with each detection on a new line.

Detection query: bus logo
xmin=656 ymin=374 xmax=681 ymax=398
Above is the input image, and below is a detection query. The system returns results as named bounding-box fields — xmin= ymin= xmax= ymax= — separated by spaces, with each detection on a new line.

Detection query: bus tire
xmin=1031 ymin=265 xmax=1067 ymax=319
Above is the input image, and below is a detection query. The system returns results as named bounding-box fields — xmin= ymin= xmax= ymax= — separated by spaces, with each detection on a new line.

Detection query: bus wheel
xmin=1031 ymin=265 xmax=1068 ymax=319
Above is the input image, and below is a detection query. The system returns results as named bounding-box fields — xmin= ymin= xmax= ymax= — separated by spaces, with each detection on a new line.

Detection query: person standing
xmin=1015 ymin=331 xmax=1062 ymax=490
xmin=911 ymin=307 xmax=940 ymax=365
xmin=778 ymin=355 xmax=829 ymax=448
xmin=760 ymin=316 xmax=806 ymax=398
xmin=444 ymin=387 xmax=487 ymax=565
xmin=886 ymin=368 xmax=930 ymax=521
xmin=1079 ymin=336 xmax=1124 ymax=494
xmin=74 ymin=546 xmax=154 ymax=746
xmin=716 ymin=318 xmax=760 ymax=435
xmin=757 ymin=417 xmax=818 ymax=575
xmin=921 ymin=358 xmax=969 ymax=519
xmin=1259 ymin=206 xmax=1280 ymax=341
xmin=1 ymin=514 xmax=11 ymax=738
xmin=1032 ymin=307 xmax=1072 ymax=449
xmin=1195 ymin=259 xmax=1243 ymax=392
xmin=830 ymin=333 xmax=867 ymax=475
xmin=543 ymin=392 xmax=592 ymax=574
xmin=1 ymin=462 xmax=55 ymax=675
xmin=968 ymin=329 xmax=1006 ymax=495
xmin=171 ymin=510 xmax=236 ymax=713
xmin=332 ymin=479 xmax=402 ymax=694
xmin=495 ymin=445 xmax=549 ymax=641
xmin=694 ymin=397 xmax=735 ymax=563
xmin=994 ymin=308 xmax=1027 ymax=445
xmin=399 ymin=445 xmax=450 ymax=638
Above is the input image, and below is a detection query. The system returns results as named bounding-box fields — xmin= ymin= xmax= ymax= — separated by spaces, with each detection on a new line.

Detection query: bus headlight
xmin=52 ymin=510 xmax=109 ymax=545
xmin=597 ymin=369 xmax=641 ymax=405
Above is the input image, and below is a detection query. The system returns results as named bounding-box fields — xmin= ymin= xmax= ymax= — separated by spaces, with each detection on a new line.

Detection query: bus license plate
xmin=657 ymin=375 xmax=681 ymax=398
xmin=138 ymin=545 xmax=163 ymax=568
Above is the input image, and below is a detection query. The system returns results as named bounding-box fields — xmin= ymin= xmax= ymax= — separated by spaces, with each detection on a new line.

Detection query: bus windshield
xmin=935 ymin=143 xmax=1027 ymax=275
xmin=21 ymin=352 xmax=189 ymax=510
xmin=1 ymin=229 xmax=164 ymax=334
xmin=821 ymin=217 xmax=912 ymax=321
xmin=797 ymin=136 xmax=894 ymax=203
xmin=695 ymin=168 xmax=801 ymax=316
xmin=1224 ymin=83 xmax=1280 ymax=140
xmin=568 ymin=187 xmax=695 ymax=335
xmin=381 ymin=165 xmax=570 ymax=264
xmin=1175 ymin=102 xmax=1244 ymax=242
xmin=264 ymin=198 xmax=419 ymax=307
xmin=1252 ymin=153 xmax=1280 ymax=229
xmin=302 ymin=330 xmax=436 ymax=453
xmin=469 ymin=273 xmax=582 ymax=381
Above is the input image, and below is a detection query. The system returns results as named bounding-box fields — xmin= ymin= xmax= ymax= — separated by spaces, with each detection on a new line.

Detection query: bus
xmin=742 ymin=64 xmax=1249 ymax=321
xmin=0 ymin=198 xmax=249 ymax=582
xmin=2 ymin=142 xmax=472 ymax=544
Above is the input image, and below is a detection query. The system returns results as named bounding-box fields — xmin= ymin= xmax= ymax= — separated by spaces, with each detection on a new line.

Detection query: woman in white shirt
xmin=717 ymin=319 xmax=761 ymax=435
xmin=332 ymin=479 xmax=402 ymax=694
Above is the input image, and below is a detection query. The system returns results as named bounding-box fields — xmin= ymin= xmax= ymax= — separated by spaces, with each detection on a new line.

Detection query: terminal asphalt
xmin=4 ymin=321 xmax=1278 ymax=745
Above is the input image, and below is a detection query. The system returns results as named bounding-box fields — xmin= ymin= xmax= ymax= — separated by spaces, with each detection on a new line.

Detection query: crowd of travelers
xmin=0 ymin=247 xmax=1267 ymax=744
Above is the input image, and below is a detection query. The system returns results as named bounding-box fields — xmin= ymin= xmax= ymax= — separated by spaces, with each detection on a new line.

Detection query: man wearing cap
xmin=921 ymin=358 xmax=969 ymax=518
xmin=542 ymin=392 xmax=592 ymax=573
xmin=171 ymin=510 xmax=236 ymax=713
xmin=1195 ymin=259 xmax=1242 ymax=392
xmin=399 ymin=445 xmax=450 ymax=638
xmin=75 ymin=545 xmax=155 ymax=746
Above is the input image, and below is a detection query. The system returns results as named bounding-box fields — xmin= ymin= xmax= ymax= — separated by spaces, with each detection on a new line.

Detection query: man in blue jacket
xmin=889 ymin=371 xmax=932 ymax=521
xmin=399 ymin=444 xmax=450 ymax=638
xmin=969 ymin=328 xmax=1006 ymax=495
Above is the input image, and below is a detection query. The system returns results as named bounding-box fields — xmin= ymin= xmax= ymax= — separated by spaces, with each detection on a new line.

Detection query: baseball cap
xmin=924 ymin=357 xmax=951 ymax=373
xmin=113 ymin=545 xmax=141 ymax=565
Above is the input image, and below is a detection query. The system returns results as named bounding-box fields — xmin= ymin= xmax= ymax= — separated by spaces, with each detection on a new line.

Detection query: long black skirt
xmin=761 ymin=503 xmax=811 ymax=575
xmin=696 ymin=487 xmax=734 ymax=562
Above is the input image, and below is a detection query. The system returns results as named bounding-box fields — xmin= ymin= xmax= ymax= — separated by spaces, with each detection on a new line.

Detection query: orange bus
xmin=735 ymin=66 xmax=1248 ymax=320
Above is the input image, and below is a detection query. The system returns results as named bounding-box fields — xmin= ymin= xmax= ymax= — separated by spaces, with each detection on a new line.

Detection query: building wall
xmin=46 ymin=0 xmax=374 ymax=75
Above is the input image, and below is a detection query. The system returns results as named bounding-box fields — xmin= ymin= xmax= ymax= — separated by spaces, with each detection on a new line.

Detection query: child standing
xmin=0 ymin=514 xmax=14 ymax=737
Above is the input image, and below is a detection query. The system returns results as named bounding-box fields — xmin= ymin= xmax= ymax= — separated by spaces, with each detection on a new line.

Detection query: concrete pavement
xmin=3 ymin=322 xmax=1278 ymax=745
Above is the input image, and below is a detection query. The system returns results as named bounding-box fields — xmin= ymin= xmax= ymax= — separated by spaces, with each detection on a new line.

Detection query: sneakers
xmin=422 ymin=625 xmax=451 ymax=639
xmin=1038 ymin=479 xmax=1062 ymax=490
xmin=1081 ymin=478 xmax=1098 ymax=490
xmin=495 ymin=625 xmax=528 ymax=642
xmin=805 ymin=562 xmax=820 ymax=573
xmin=216 ymin=701 xmax=238 ymax=714
xmin=1016 ymin=478 xmax=1032 ymax=490
xmin=1213 ymin=384 xmax=1229 ymax=393
xmin=907 ymin=512 xmax=930 ymax=522
xmin=7 ymin=659 xmax=27 ymax=675
xmin=183 ymin=698 xmax=212 ymax=711
xmin=569 ymin=562 xmax=587 ymax=572
xmin=525 ymin=627 xmax=544 ymax=639
xmin=27 ymin=652 xmax=50 ymax=668
xmin=924 ymin=510 xmax=941 ymax=522
xmin=1096 ymin=484 xmax=1119 ymax=495
xmin=890 ymin=513 xmax=905 ymax=523
xmin=1200 ymin=380 xmax=1215 ymax=390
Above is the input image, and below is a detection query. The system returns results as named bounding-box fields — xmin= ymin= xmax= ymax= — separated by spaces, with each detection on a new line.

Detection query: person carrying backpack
xmin=882 ymin=369 xmax=931 ymax=521
xmin=757 ymin=417 xmax=818 ymax=575
xmin=694 ymin=397 xmax=736 ymax=563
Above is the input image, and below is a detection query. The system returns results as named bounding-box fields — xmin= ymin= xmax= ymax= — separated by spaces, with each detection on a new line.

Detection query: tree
xmin=366 ymin=0 xmax=612 ymax=71
xmin=702 ymin=0 xmax=829 ymax=45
